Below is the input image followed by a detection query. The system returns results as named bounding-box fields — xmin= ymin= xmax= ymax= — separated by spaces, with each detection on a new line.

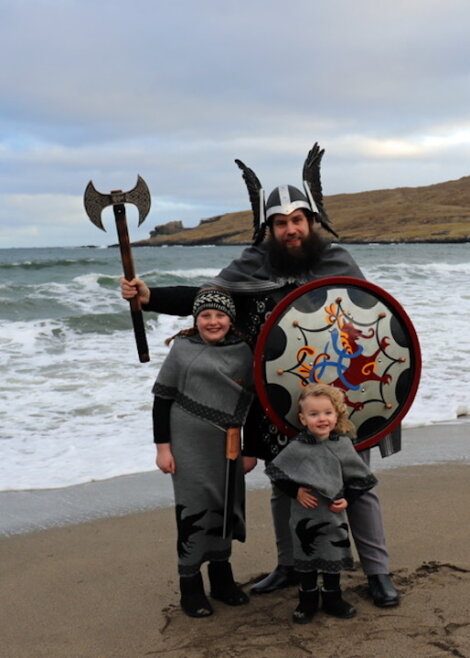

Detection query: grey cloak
xmin=144 ymin=241 xmax=401 ymax=459
xmin=207 ymin=241 xmax=401 ymax=459
xmin=153 ymin=333 xmax=252 ymax=576
xmin=265 ymin=431 xmax=378 ymax=573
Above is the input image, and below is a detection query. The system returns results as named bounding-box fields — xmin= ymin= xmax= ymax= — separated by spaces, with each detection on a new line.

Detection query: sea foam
xmin=1 ymin=244 xmax=468 ymax=490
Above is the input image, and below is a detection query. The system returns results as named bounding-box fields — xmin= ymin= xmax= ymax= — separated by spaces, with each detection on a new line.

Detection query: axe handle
xmin=114 ymin=204 xmax=150 ymax=363
xmin=222 ymin=427 xmax=241 ymax=539
xmin=226 ymin=427 xmax=241 ymax=459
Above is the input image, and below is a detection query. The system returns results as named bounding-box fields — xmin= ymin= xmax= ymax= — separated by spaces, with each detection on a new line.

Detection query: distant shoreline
xmin=109 ymin=237 xmax=470 ymax=248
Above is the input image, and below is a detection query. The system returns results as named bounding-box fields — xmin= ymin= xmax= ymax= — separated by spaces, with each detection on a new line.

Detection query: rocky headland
xmin=130 ymin=176 xmax=470 ymax=246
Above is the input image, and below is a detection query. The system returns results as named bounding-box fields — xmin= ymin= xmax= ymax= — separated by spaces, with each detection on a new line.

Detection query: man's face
xmin=267 ymin=209 xmax=327 ymax=276
xmin=270 ymin=210 xmax=311 ymax=250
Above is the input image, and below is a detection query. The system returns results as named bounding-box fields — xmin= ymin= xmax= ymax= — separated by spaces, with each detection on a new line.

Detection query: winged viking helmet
xmin=235 ymin=142 xmax=339 ymax=245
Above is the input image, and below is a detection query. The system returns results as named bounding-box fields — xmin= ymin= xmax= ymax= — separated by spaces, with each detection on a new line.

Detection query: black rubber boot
xmin=367 ymin=574 xmax=400 ymax=607
xmin=292 ymin=587 xmax=319 ymax=624
xmin=321 ymin=588 xmax=356 ymax=619
xmin=179 ymin=572 xmax=213 ymax=618
xmin=208 ymin=560 xmax=249 ymax=606
xmin=250 ymin=565 xmax=299 ymax=594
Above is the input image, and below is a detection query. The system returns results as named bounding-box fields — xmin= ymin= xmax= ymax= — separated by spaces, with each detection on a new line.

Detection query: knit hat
xmin=192 ymin=288 xmax=236 ymax=323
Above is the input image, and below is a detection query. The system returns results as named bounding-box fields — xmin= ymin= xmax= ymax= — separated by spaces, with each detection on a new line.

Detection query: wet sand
xmin=2 ymin=457 xmax=470 ymax=657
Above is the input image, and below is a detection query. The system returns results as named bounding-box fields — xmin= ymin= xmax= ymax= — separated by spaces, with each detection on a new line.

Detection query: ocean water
xmin=1 ymin=243 xmax=469 ymax=491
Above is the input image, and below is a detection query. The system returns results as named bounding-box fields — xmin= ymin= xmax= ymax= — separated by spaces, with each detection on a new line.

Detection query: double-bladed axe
xmin=83 ymin=175 xmax=151 ymax=363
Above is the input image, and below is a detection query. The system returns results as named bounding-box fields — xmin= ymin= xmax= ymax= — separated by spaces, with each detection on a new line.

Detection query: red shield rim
xmin=253 ymin=276 xmax=422 ymax=451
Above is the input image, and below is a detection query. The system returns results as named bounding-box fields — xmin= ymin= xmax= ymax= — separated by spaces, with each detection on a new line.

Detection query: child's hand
xmin=156 ymin=444 xmax=176 ymax=474
xmin=243 ymin=456 xmax=257 ymax=474
xmin=329 ymin=497 xmax=348 ymax=513
xmin=297 ymin=487 xmax=319 ymax=509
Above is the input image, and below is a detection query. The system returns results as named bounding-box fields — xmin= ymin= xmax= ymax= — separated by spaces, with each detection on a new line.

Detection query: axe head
xmin=83 ymin=175 xmax=151 ymax=231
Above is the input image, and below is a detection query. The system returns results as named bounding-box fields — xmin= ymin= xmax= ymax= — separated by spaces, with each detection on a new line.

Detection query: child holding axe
xmin=153 ymin=288 xmax=253 ymax=618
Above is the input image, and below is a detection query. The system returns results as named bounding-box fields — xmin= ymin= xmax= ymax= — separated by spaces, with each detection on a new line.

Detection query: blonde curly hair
xmin=298 ymin=383 xmax=356 ymax=437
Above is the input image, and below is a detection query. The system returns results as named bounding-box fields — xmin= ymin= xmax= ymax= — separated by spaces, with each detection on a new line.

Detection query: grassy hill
xmin=133 ymin=176 xmax=470 ymax=246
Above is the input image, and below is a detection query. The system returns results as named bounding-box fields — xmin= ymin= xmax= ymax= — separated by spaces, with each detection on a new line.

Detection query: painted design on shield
xmin=296 ymin=300 xmax=397 ymax=410
xmin=263 ymin=284 xmax=414 ymax=442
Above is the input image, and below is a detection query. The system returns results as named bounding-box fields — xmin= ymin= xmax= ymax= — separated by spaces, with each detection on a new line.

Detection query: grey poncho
xmin=153 ymin=333 xmax=253 ymax=576
xmin=265 ymin=431 xmax=378 ymax=573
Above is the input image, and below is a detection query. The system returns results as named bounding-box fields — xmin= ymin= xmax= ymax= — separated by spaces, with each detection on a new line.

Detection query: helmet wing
xmin=235 ymin=159 xmax=266 ymax=245
xmin=302 ymin=142 xmax=338 ymax=238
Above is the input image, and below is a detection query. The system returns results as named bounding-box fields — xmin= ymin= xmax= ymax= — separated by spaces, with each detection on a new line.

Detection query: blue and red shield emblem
xmin=254 ymin=277 xmax=421 ymax=451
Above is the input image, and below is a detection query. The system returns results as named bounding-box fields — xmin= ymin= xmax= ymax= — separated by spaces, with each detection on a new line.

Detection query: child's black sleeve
xmin=273 ymin=479 xmax=299 ymax=499
xmin=344 ymin=487 xmax=370 ymax=505
xmin=153 ymin=396 xmax=173 ymax=443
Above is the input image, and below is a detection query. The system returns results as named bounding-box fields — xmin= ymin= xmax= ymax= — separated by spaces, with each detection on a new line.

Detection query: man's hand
xmin=156 ymin=443 xmax=176 ymax=474
xmin=243 ymin=456 xmax=257 ymax=474
xmin=329 ymin=497 xmax=348 ymax=513
xmin=297 ymin=486 xmax=319 ymax=509
xmin=120 ymin=276 xmax=151 ymax=305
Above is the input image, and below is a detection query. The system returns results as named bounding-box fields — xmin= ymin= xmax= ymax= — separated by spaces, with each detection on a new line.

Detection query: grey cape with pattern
xmin=207 ymin=240 xmax=401 ymax=459
xmin=207 ymin=241 xmax=363 ymax=293
xmin=265 ymin=431 xmax=378 ymax=573
xmin=153 ymin=333 xmax=253 ymax=576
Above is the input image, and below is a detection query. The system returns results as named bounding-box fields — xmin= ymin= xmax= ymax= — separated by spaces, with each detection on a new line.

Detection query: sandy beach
xmin=2 ymin=429 xmax=470 ymax=657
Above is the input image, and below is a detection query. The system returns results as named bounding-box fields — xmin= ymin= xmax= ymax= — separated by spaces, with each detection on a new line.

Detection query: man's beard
xmin=267 ymin=231 xmax=329 ymax=277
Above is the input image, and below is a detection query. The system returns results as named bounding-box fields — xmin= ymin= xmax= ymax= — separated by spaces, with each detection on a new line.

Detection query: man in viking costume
xmin=120 ymin=143 xmax=400 ymax=607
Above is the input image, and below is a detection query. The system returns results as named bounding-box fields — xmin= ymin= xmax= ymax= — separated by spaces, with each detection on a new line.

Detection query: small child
xmin=153 ymin=288 xmax=253 ymax=618
xmin=265 ymin=383 xmax=378 ymax=624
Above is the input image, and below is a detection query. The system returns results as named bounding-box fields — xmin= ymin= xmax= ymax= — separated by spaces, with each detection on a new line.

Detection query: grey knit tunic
xmin=153 ymin=333 xmax=252 ymax=576
xmin=265 ymin=431 xmax=378 ymax=573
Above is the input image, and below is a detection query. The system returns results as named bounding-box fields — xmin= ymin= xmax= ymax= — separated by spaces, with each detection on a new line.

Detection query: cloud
xmin=0 ymin=193 xmax=87 ymax=246
xmin=1 ymin=0 xmax=470 ymax=246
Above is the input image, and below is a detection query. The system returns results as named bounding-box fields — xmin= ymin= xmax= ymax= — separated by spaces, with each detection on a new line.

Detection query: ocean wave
xmin=371 ymin=261 xmax=470 ymax=274
xmin=2 ymin=243 xmax=469 ymax=491
xmin=0 ymin=314 xmax=182 ymax=357
xmin=64 ymin=312 xmax=139 ymax=334
xmin=0 ymin=257 xmax=103 ymax=270
xmin=140 ymin=268 xmax=221 ymax=281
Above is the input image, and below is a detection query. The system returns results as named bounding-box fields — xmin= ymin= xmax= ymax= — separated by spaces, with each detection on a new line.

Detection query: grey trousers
xmin=271 ymin=449 xmax=390 ymax=576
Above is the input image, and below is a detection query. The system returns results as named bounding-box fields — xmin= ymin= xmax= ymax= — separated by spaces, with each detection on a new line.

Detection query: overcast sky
xmin=1 ymin=0 xmax=470 ymax=247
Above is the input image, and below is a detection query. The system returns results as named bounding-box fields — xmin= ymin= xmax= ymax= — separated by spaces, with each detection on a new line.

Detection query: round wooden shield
xmin=254 ymin=277 xmax=421 ymax=451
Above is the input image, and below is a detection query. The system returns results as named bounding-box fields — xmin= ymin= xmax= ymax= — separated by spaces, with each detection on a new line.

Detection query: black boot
xmin=208 ymin=560 xmax=249 ymax=606
xmin=179 ymin=572 xmax=213 ymax=618
xmin=292 ymin=588 xmax=319 ymax=624
xmin=250 ymin=565 xmax=299 ymax=594
xmin=321 ymin=588 xmax=356 ymax=619
xmin=367 ymin=574 xmax=400 ymax=607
